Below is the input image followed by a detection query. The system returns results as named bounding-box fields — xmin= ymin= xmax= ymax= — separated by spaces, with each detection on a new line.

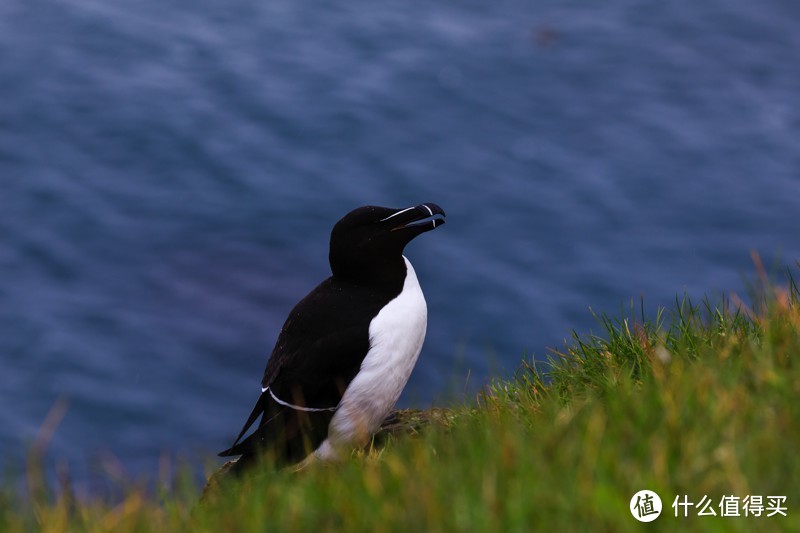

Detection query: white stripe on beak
xmin=379 ymin=206 xmax=416 ymax=222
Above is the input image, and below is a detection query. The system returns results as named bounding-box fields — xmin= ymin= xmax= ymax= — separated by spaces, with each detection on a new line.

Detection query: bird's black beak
xmin=383 ymin=203 xmax=446 ymax=232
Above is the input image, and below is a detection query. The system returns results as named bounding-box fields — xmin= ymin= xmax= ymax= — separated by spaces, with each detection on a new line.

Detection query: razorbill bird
xmin=219 ymin=203 xmax=446 ymax=468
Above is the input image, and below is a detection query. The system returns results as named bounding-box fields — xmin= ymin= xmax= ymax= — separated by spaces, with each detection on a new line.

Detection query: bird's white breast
xmin=316 ymin=256 xmax=427 ymax=459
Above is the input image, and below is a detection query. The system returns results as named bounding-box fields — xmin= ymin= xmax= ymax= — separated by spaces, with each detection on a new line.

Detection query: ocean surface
xmin=2 ymin=0 xmax=799 ymax=487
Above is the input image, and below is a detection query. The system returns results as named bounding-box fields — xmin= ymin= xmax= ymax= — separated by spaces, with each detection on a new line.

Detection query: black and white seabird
xmin=219 ymin=203 xmax=446 ymax=468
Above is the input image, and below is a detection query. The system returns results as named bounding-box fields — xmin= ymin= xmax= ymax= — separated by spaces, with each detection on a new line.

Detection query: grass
xmin=3 ymin=264 xmax=800 ymax=531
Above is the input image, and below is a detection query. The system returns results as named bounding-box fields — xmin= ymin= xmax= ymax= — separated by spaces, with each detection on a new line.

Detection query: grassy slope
xmin=3 ymin=271 xmax=799 ymax=532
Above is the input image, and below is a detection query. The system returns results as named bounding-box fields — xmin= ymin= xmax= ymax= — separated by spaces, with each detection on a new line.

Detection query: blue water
xmin=2 ymin=0 xmax=799 ymax=486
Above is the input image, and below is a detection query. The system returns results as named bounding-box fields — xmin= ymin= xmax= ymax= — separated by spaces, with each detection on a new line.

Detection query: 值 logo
xmin=630 ymin=490 xmax=663 ymax=522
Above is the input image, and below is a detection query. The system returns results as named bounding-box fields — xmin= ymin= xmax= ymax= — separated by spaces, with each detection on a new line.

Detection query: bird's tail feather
xmin=218 ymin=391 xmax=267 ymax=457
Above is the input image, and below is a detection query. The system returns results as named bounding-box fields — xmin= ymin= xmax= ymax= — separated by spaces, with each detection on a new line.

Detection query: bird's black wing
xmin=219 ymin=276 xmax=399 ymax=463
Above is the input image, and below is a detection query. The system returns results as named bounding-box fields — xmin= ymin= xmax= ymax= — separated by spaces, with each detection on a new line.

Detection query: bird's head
xmin=329 ymin=203 xmax=446 ymax=282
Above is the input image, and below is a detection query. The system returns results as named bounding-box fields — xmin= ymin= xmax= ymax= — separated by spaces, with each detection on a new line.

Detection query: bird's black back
xmin=219 ymin=272 xmax=404 ymax=463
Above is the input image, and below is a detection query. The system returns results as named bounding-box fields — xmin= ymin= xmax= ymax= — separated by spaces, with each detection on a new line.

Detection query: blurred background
xmin=1 ymin=0 xmax=798 ymax=488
